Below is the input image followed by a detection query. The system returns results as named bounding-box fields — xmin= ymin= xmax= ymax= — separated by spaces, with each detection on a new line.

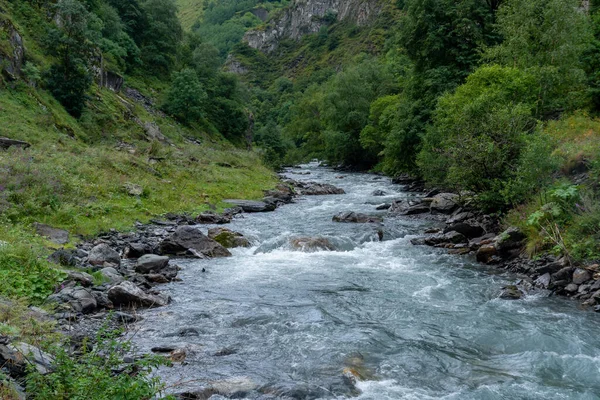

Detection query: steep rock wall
xmin=244 ymin=0 xmax=383 ymax=53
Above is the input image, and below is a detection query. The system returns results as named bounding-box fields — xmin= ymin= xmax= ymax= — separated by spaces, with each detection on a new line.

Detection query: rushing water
xmin=131 ymin=163 xmax=600 ymax=400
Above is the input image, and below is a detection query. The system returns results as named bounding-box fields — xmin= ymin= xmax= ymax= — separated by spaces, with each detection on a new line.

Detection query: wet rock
xmin=375 ymin=203 xmax=391 ymax=210
xmin=177 ymin=327 xmax=199 ymax=337
xmin=151 ymin=345 xmax=177 ymax=353
xmin=223 ymin=199 xmax=276 ymax=213
xmin=208 ymin=228 xmax=251 ymax=248
xmin=214 ymin=347 xmax=237 ymax=356
xmin=70 ymin=289 xmax=97 ymax=313
xmin=535 ymin=273 xmax=551 ymax=289
xmin=444 ymin=222 xmax=484 ymax=239
xmin=107 ymin=281 xmax=169 ymax=308
xmin=290 ymin=180 xmax=345 ymax=195
xmin=565 ymin=283 xmax=579 ymax=293
xmin=33 ymin=223 xmax=69 ymax=245
xmin=332 ymin=212 xmax=383 ymax=223
xmin=371 ymin=190 xmax=386 ymax=196
xmin=289 ymin=237 xmax=335 ymax=252
xmin=145 ymin=273 xmax=169 ymax=283
xmin=170 ymin=348 xmax=187 ymax=363
xmin=535 ymin=261 xmax=567 ymax=275
xmin=476 ymin=244 xmax=497 ymax=263
xmin=88 ymin=243 xmax=121 ymax=267
xmin=430 ymin=193 xmax=460 ymax=214
xmin=135 ymin=254 xmax=170 ymax=274
xmin=195 ymin=211 xmax=231 ymax=225
xmin=402 ymin=203 xmax=431 ymax=215
xmin=551 ymin=266 xmax=574 ymax=283
xmin=264 ymin=184 xmax=295 ymax=203
xmin=49 ymin=249 xmax=77 ymax=267
xmin=159 ymin=226 xmax=231 ymax=258
xmin=446 ymin=211 xmax=475 ymax=224
xmin=573 ymin=268 xmax=592 ymax=285
xmin=499 ymin=285 xmax=522 ymax=300
xmin=424 ymin=231 xmax=467 ymax=246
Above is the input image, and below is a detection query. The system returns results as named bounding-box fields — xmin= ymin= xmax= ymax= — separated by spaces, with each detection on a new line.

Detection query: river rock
xmin=289 ymin=237 xmax=335 ymax=252
xmin=264 ymin=184 xmax=295 ymax=203
xmin=123 ymin=242 xmax=152 ymax=258
xmin=99 ymin=267 xmax=125 ymax=284
xmin=196 ymin=211 xmax=231 ymax=224
xmin=494 ymin=227 xmax=526 ymax=252
xmin=573 ymin=268 xmax=592 ymax=285
xmin=88 ymin=243 xmax=121 ymax=267
xmin=223 ymin=199 xmax=276 ymax=212
xmin=565 ymin=283 xmax=579 ymax=293
xmin=135 ymin=254 xmax=170 ymax=274
xmin=66 ymin=271 xmax=94 ymax=287
xmin=424 ymin=231 xmax=467 ymax=246
xmin=499 ymin=285 xmax=522 ymax=300
xmin=446 ymin=211 xmax=475 ymax=224
xmin=402 ymin=203 xmax=431 ymax=215
xmin=48 ymin=249 xmax=77 ymax=266
xmin=430 ymin=193 xmax=460 ymax=214
xmin=107 ymin=281 xmax=169 ymax=308
xmin=535 ymin=273 xmax=552 ymax=289
xmin=0 ymin=343 xmax=54 ymax=378
xmin=208 ymin=228 xmax=251 ymax=248
xmin=444 ymin=222 xmax=484 ymax=239
xmin=332 ymin=212 xmax=382 ymax=223
xmin=159 ymin=226 xmax=231 ymax=258
xmin=371 ymin=190 xmax=386 ymax=196
xmin=290 ymin=181 xmax=345 ymax=195
xmin=476 ymin=244 xmax=497 ymax=263
xmin=33 ymin=223 xmax=69 ymax=245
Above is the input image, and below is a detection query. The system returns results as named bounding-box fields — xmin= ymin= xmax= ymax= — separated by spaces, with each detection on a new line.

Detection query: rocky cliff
xmin=244 ymin=0 xmax=384 ymax=53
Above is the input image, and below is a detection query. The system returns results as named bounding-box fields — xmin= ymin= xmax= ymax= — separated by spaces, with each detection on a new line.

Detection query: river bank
xmin=3 ymin=164 xmax=600 ymax=399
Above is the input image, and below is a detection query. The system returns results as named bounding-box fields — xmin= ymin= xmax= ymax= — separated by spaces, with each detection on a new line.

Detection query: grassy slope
xmin=176 ymin=0 xmax=205 ymax=31
xmin=0 ymin=0 xmax=277 ymax=306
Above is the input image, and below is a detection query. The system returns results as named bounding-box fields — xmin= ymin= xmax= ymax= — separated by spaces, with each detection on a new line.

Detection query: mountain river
xmin=130 ymin=163 xmax=600 ymax=400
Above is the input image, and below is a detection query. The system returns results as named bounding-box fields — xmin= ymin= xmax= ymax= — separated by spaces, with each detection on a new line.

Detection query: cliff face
xmin=244 ymin=0 xmax=383 ymax=53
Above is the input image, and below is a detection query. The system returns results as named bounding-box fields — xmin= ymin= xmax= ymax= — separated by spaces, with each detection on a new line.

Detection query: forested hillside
xmin=191 ymin=0 xmax=599 ymax=264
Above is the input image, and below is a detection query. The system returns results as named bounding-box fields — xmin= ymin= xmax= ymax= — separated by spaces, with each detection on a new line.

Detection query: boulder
xmin=402 ymin=204 xmax=431 ymax=215
xmin=444 ymin=222 xmax=484 ymax=239
xmin=424 ymin=231 xmax=467 ymax=246
xmin=371 ymin=190 xmax=387 ymax=196
xmin=33 ymin=223 xmax=69 ymax=245
xmin=107 ymin=281 xmax=169 ymax=308
xmin=49 ymin=249 xmax=77 ymax=267
xmin=0 ymin=343 xmax=54 ymax=378
xmin=494 ymin=227 xmax=526 ymax=252
xmin=499 ymin=285 xmax=522 ymax=300
xmin=196 ymin=211 xmax=231 ymax=225
xmin=535 ymin=273 xmax=551 ymax=289
xmin=476 ymin=244 xmax=497 ymax=263
xmin=289 ymin=237 xmax=335 ymax=252
xmin=47 ymin=287 xmax=97 ymax=314
xmin=332 ymin=212 xmax=382 ymax=223
xmin=88 ymin=243 xmax=121 ymax=266
xmin=159 ymin=226 xmax=231 ymax=258
xmin=208 ymin=228 xmax=250 ymax=248
xmin=289 ymin=180 xmax=345 ymax=195
xmin=565 ymin=283 xmax=579 ymax=293
xmin=123 ymin=242 xmax=152 ymax=258
xmin=99 ymin=267 xmax=125 ymax=284
xmin=446 ymin=211 xmax=475 ymax=225
xmin=66 ymin=271 xmax=94 ymax=287
xmin=223 ymin=200 xmax=276 ymax=213
xmin=135 ymin=254 xmax=170 ymax=274
xmin=264 ymin=184 xmax=295 ymax=203
xmin=573 ymin=268 xmax=592 ymax=285
xmin=430 ymin=193 xmax=460 ymax=214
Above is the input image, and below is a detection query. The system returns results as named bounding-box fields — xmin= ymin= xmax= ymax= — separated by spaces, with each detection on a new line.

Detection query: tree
xmin=162 ymin=69 xmax=207 ymax=124
xmin=45 ymin=0 xmax=95 ymax=117
xmin=139 ymin=0 xmax=182 ymax=74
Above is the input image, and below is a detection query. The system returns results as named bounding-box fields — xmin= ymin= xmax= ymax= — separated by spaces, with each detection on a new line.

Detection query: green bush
xmin=27 ymin=326 xmax=173 ymax=400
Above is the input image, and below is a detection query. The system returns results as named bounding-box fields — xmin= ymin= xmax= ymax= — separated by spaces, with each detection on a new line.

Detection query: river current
xmin=131 ymin=163 xmax=600 ymax=400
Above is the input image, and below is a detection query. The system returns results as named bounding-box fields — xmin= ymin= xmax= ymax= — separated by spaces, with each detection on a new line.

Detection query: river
xmin=130 ymin=163 xmax=600 ymax=400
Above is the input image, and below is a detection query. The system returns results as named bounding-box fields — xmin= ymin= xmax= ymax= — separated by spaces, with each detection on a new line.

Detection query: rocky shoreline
xmin=2 ymin=170 xmax=599 ymax=398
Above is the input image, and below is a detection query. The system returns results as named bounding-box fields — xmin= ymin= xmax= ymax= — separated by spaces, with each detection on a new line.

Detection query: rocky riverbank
xmin=384 ymin=179 xmax=600 ymax=308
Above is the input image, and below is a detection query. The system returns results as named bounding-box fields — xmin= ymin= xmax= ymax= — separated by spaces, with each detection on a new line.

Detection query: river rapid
xmin=130 ymin=163 xmax=600 ymax=400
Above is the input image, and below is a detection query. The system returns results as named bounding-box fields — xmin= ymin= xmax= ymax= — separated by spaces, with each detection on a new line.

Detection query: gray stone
xmin=70 ymin=289 xmax=97 ymax=313
xmin=402 ymin=204 xmax=431 ymax=215
xmin=107 ymin=281 xmax=169 ymax=308
xmin=0 ymin=342 xmax=54 ymax=378
xmin=196 ymin=211 xmax=231 ymax=224
xmin=332 ymin=212 xmax=383 ymax=223
xmin=430 ymin=193 xmax=460 ymax=214
xmin=33 ymin=223 xmax=69 ymax=245
xmin=49 ymin=249 xmax=76 ymax=266
xmin=499 ymin=285 xmax=522 ymax=300
xmin=99 ymin=267 xmax=124 ymax=284
xmin=494 ymin=227 xmax=526 ymax=252
xmin=135 ymin=254 xmax=170 ymax=274
xmin=289 ymin=237 xmax=335 ymax=252
xmin=223 ymin=199 xmax=276 ymax=212
xmin=66 ymin=271 xmax=94 ymax=287
xmin=535 ymin=273 xmax=552 ymax=289
xmin=159 ymin=226 xmax=231 ymax=258
xmin=444 ymin=222 xmax=484 ymax=239
xmin=88 ymin=243 xmax=120 ymax=266
xmin=371 ymin=190 xmax=386 ymax=196
xmin=573 ymin=268 xmax=592 ymax=285
xmin=565 ymin=283 xmax=579 ymax=293
xmin=208 ymin=228 xmax=251 ymax=248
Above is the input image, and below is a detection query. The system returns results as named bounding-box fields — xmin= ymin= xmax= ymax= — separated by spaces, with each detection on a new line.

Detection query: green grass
xmin=176 ymin=0 xmax=205 ymax=31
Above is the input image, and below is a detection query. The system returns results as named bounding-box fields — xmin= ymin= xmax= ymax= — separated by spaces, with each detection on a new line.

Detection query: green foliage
xmin=162 ymin=68 xmax=207 ymax=123
xmin=487 ymin=0 xmax=592 ymax=116
xmin=0 ymin=228 xmax=66 ymax=304
xmin=418 ymin=65 xmax=540 ymax=209
xmin=139 ymin=0 xmax=182 ymax=74
xmin=27 ymin=326 xmax=172 ymax=400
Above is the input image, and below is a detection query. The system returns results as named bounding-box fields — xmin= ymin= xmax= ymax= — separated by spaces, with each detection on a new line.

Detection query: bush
xmin=27 ymin=326 xmax=172 ymax=400
xmin=417 ymin=65 xmax=539 ymax=210
xmin=162 ymin=68 xmax=207 ymax=124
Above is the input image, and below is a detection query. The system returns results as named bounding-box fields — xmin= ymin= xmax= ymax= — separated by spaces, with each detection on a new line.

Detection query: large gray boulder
xmin=99 ymin=267 xmax=125 ymax=284
xmin=0 ymin=343 xmax=54 ymax=378
xmin=135 ymin=254 xmax=170 ymax=274
xmin=332 ymin=212 xmax=382 ymax=223
xmin=208 ymin=228 xmax=251 ymax=248
xmin=88 ymin=243 xmax=121 ymax=266
xmin=159 ymin=226 xmax=231 ymax=258
xmin=33 ymin=223 xmax=69 ymax=245
xmin=430 ymin=193 xmax=460 ymax=214
xmin=107 ymin=281 xmax=169 ymax=308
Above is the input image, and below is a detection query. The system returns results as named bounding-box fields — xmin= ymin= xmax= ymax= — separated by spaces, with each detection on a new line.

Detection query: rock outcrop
xmin=244 ymin=0 xmax=384 ymax=53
